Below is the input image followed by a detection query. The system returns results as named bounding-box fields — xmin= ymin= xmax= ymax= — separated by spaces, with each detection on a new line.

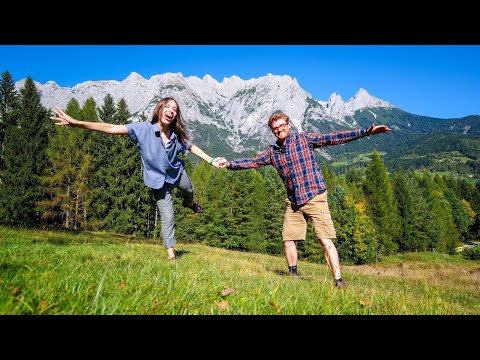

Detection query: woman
xmin=51 ymin=97 xmax=221 ymax=260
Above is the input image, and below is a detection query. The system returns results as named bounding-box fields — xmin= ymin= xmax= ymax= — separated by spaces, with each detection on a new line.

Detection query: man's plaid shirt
xmin=227 ymin=128 xmax=368 ymax=205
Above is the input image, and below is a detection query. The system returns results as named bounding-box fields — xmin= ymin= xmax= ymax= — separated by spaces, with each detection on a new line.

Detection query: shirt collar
xmin=272 ymin=131 xmax=294 ymax=151
xmin=152 ymin=122 xmax=177 ymax=140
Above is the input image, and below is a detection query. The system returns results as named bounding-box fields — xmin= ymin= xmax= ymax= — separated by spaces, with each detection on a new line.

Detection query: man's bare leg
xmin=284 ymin=240 xmax=298 ymax=276
xmin=319 ymin=238 xmax=341 ymax=280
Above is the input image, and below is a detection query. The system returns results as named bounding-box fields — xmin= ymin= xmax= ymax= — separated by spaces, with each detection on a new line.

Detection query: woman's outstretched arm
xmin=50 ymin=107 xmax=129 ymax=135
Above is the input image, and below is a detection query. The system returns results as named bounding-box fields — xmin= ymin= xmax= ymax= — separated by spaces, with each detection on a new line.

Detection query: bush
xmin=462 ymin=246 xmax=480 ymax=260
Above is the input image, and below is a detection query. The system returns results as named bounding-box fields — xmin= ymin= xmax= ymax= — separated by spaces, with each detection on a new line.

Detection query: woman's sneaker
xmin=183 ymin=202 xmax=205 ymax=214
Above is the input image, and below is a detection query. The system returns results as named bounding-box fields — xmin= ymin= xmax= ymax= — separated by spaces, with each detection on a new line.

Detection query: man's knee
xmin=318 ymin=238 xmax=335 ymax=248
xmin=284 ymin=240 xmax=297 ymax=249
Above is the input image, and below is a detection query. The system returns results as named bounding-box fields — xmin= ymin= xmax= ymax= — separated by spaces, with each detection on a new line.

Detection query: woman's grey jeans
xmin=152 ymin=167 xmax=194 ymax=249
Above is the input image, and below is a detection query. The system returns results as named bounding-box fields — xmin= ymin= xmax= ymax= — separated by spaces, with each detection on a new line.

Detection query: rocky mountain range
xmin=15 ymin=72 xmax=395 ymax=156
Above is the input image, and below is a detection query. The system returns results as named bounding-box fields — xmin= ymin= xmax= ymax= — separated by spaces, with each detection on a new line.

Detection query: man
xmin=217 ymin=112 xmax=390 ymax=289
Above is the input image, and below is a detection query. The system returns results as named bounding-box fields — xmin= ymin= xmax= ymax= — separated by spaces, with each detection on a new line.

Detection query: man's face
xmin=271 ymin=118 xmax=290 ymax=141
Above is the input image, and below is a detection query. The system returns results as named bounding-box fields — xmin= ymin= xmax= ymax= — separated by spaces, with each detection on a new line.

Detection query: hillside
xmin=0 ymin=226 xmax=479 ymax=315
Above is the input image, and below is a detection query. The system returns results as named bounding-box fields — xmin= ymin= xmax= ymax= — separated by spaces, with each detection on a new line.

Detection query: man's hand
xmin=367 ymin=123 xmax=391 ymax=135
xmin=213 ymin=157 xmax=229 ymax=168
xmin=212 ymin=157 xmax=228 ymax=168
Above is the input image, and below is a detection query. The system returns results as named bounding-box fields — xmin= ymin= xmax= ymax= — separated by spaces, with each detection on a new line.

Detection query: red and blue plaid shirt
xmin=227 ymin=128 xmax=368 ymax=205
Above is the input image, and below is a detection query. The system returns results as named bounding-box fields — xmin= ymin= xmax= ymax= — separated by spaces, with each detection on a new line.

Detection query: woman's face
xmin=160 ymin=100 xmax=178 ymax=127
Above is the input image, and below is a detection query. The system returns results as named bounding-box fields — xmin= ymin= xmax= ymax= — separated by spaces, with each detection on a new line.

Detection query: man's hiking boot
xmin=288 ymin=265 xmax=299 ymax=278
xmin=183 ymin=202 xmax=204 ymax=214
xmin=334 ymin=278 xmax=347 ymax=290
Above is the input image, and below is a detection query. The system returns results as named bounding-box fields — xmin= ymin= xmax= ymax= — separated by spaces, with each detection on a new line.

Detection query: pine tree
xmin=103 ymin=98 xmax=154 ymax=236
xmin=69 ymin=97 xmax=97 ymax=229
xmin=218 ymin=169 xmax=256 ymax=250
xmin=321 ymin=162 xmax=337 ymax=191
xmin=0 ymin=70 xmax=19 ymax=180
xmin=0 ymin=77 xmax=49 ymax=224
xmin=187 ymin=165 xmax=231 ymax=246
xmin=38 ymin=98 xmax=83 ymax=228
xmin=174 ymin=155 xmax=212 ymax=244
xmin=89 ymin=94 xmax=118 ymax=228
xmin=392 ymin=170 xmax=429 ymax=252
xmin=261 ymin=167 xmax=286 ymax=255
xmin=417 ymin=171 xmax=458 ymax=253
xmin=41 ymin=97 xmax=95 ymax=229
xmin=329 ymin=181 xmax=377 ymax=265
xmin=192 ymin=167 xmax=268 ymax=251
xmin=364 ymin=151 xmax=401 ymax=256
xmin=435 ymin=175 xmax=474 ymax=243
xmin=457 ymin=178 xmax=480 ymax=241
xmin=97 ymin=94 xmax=116 ymax=122
xmin=444 ymin=190 xmax=474 ymax=242
xmin=242 ymin=168 xmax=269 ymax=252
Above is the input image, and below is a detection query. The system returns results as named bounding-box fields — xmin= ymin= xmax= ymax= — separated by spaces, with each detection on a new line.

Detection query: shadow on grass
xmin=271 ymin=268 xmax=314 ymax=281
xmin=173 ymin=249 xmax=190 ymax=259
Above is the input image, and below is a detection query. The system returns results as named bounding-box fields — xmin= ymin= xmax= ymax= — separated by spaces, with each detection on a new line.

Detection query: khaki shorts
xmin=282 ymin=191 xmax=336 ymax=241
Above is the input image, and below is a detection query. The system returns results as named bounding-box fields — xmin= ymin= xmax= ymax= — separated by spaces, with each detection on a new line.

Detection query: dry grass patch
xmin=344 ymin=262 xmax=480 ymax=294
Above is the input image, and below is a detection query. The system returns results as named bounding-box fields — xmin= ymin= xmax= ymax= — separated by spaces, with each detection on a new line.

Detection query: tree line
xmin=1 ymin=71 xmax=479 ymax=265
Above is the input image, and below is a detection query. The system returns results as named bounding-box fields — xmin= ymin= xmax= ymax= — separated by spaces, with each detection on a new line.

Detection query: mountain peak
xmin=327 ymin=93 xmax=344 ymax=109
xmin=125 ymin=72 xmax=145 ymax=81
xmin=355 ymin=88 xmax=369 ymax=96
xmin=347 ymin=88 xmax=394 ymax=111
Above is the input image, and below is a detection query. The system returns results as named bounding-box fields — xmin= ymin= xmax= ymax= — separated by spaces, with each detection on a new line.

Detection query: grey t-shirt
xmin=125 ymin=121 xmax=191 ymax=189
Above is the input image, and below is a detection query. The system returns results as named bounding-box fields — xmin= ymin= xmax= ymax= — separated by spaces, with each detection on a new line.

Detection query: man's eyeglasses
xmin=271 ymin=123 xmax=288 ymax=133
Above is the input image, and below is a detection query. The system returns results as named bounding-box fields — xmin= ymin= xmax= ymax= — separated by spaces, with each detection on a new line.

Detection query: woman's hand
xmin=213 ymin=157 xmax=229 ymax=168
xmin=50 ymin=108 xmax=79 ymax=126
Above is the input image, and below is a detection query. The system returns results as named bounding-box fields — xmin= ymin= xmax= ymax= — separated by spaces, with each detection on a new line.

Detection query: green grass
xmin=399 ymin=151 xmax=474 ymax=164
xmin=1 ymin=226 xmax=479 ymax=315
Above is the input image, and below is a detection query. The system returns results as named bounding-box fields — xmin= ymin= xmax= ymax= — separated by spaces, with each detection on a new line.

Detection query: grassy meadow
xmin=1 ymin=226 xmax=479 ymax=315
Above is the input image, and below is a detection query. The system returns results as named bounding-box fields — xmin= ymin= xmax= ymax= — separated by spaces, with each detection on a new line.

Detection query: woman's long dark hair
xmin=151 ymin=97 xmax=190 ymax=146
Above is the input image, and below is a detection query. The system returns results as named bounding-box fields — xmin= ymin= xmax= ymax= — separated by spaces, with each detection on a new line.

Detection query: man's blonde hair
xmin=268 ymin=112 xmax=290 ymax=129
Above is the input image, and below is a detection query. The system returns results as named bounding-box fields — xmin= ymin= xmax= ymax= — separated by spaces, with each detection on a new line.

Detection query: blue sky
xmin=1 ymin=45 xmax=479 ymax=119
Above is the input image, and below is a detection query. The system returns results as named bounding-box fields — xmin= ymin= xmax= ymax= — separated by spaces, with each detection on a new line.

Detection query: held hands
xmin=367 ymin=123 xmax=391 ymax=135
xmin=211 ymin=157 xmax=229 ymax=168
xmin=50 ymin=108 xmax=78 ymax=126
